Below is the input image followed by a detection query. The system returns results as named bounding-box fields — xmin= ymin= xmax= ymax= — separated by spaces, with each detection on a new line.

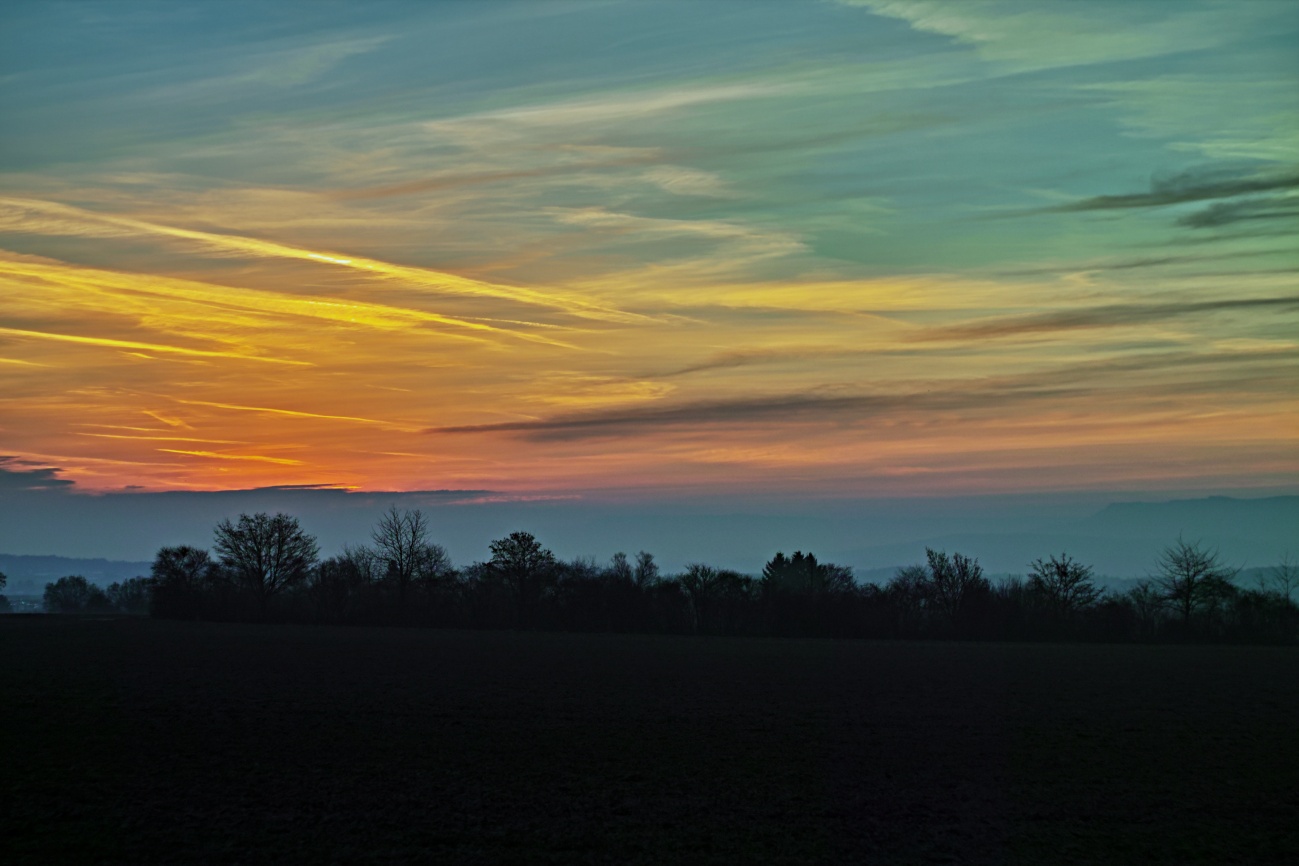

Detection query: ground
xmin=3 ymin=617 xmax=1296 ymax=864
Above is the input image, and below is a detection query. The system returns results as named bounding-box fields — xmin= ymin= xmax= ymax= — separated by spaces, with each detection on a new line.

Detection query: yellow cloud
xmin=0 ymin=197 xmax=653 ymax=326
xmin=0 ymin=325 xmax=308 ymax=365
xmin=158 ymin=449 xmax=306 ymax=466
xmin=172 ymin=398 xmax=408 ymax=429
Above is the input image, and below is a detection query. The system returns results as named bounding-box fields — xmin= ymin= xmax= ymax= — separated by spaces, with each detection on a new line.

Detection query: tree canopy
xmin=213 ymin=513 xmax=319 ymax=610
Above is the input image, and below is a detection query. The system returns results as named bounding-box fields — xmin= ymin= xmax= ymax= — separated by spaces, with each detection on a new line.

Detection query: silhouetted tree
xmin=601 ymin=553 xmax=651 ymax=630
xmin=1028 ymin=552 xmax=1102 ymax=621
xmin=634 ymin=551 xmax=659 ymax=588
xmin=0 ymin=569 xmax=7 ymax=612
xmin=990 ymin=575 xmax=1034 ymax=639
xmin=214 ymin=513 xmax=319 ymax=613
xmin=1266 ymin=552 xmax=1298 ymax=603
xmin=1152 ymin=537 xmax=1238 ymax=630
xmin=679 ymin=564 xmax=754 ymax=634
xmin=763 ymin=551 xmax=854 ymax=597
xmin=1224 ymin=587 xmax=1299 ymax=643
xmin=760 ymin=550 xmax=855 ymax=635
xmin=488 ymin=531 xmax=556 ymax=627
xmin=310 ymin=545 xmax=381 ymax=623
xmin=150 ymin=545 xmax=216 ymax=619
xmin=117 ymin=509 xmax=1293 ymax=643
xmin=369 ymin=506 xmax=453 ymax=606
xmin=608 ymin=552 xmax=633 ymax=583
xmin=1125 ymin=579 xmax=1163 ymax=639
xmin=679 ymin=564 xmax=720 ymax=633
xmin=717 ymin=569 xmax=756 ymax=633
xmin=107 ymin=577 xmax=153 ymax=614
xmin=887 ymin=564 xmax=931 ymax=637
xmin=925 ymin=548 xmax=991 ymax=631
xmin=44 ymin=575 xmax=111 ymax=613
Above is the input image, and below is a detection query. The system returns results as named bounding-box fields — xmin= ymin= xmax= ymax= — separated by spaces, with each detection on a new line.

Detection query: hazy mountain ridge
xmin=0 ymin=554 xmax=151 ymax=595
xmin=1083 ymin=495 xmax=1299 ymax=541
xmin=0 ymin=495 xmax=1293 ymax=590
xmin=834 ymin=496 xmax=1297 ymax=579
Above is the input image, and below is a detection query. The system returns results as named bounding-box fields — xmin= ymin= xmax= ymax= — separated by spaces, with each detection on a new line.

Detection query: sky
xmin=1 ymin=1 xmax=1297 ymax=564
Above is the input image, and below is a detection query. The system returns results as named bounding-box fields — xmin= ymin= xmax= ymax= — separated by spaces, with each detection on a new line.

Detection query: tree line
xmin=34 ymin=508 xmax=1299 ymax=643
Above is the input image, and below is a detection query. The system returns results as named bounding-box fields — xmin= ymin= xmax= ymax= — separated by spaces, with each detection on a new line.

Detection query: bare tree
xmin=369 ymin=507 xmax=452 ymax=604
xmin=151 ymin=545 xmax=214 ymax=589
xmin=1126 ymin=579 xmax=1163 ymax=638
xmin=887 ymin=564 xmax=930 ymax=635
xmin=679 ymin=563 xmax=720 ymax=632
xmin=633 ymin=551 xmax=659 ymax=588
xmin=1266 ymin=552 xmax=1298 ymax=603
xmin=1028 ymin=552 xmax=1103 ymax=619
xmin=608 ymin=552 xmax=634 ymax=583
xmin=340 ymin=543 xmax=382 ymax=583
xmin=311 ymin=544 xmax=380 ymax=622
xmin=925 ymin=548 xmax=989 ymax=620
xmin=1152 ymin=537 xmax=1238 ymax=628
xmin=213 ymin=513 xmax=318 ymax=611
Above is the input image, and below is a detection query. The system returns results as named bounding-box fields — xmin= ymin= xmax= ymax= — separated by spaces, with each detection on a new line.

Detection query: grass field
xmin=3 ymin=617 xmax=1297 ymax=864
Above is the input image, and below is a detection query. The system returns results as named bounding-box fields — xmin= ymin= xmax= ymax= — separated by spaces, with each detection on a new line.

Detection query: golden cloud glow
xmin=0 ymin=325 xmax=309 ymax=365
xmin=0 ymin=197 xmax=653 ymax=327
xmin=158 ymin=449 xmax=307 ymax=466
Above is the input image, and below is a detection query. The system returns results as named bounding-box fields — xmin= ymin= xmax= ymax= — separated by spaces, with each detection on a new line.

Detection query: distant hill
xmin=0 ymin=495 xmax=1292 ymax=591
xmin=835 ymin=496 xmax=1297 ymax=579
xmin=1082 ymin=495 xmax=1299 ymax=542
xmin=0 ymin=554 xmax=151 ymax=595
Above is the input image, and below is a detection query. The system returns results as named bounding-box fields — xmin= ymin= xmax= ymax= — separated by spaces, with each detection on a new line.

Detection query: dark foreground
xmin=3 ymin=618 xmax=1297 ymax=864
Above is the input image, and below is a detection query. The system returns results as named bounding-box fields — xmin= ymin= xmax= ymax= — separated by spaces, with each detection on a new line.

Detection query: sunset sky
xmin=2 ymin=0 xmax=1297 ymax=509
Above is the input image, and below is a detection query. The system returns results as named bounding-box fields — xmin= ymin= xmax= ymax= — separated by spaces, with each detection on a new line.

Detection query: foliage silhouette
xmin=1028 ymin=552 xmax=1103 ymax=624
xmin=135 ymin=511 xmax=1297 ymax=645
xmin=368 ymin=507 xmax=453 ymax=609
xmin=106 ymin=577 xmax=153 ymax=614
xmin=1265 ymin=552 xmax=1298 ymax=603
xmin=151 ymin=545 xmax=216 ymax=619
xmin=43 ymin=575 xmax=111 ymax=613
xmin=1152 ymin=537 xmax=1239 ymax=634
xmin=487 ymin=531 xmax=557 ymax=628
xmin=213 ymin=512 xmax=319 ymax=616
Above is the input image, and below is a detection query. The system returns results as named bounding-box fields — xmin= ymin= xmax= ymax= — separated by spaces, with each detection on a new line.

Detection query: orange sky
xmin=2 ymin=2 xmax=1296 ymax=500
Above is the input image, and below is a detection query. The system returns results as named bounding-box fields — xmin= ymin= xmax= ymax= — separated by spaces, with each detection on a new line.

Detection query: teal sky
xmin=1 ymin=1 xmax=1296 ymax=510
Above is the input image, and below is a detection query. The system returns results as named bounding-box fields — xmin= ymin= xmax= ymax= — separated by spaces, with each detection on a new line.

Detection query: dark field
xmin=3 ymin=618 xmax=1297 ymax=864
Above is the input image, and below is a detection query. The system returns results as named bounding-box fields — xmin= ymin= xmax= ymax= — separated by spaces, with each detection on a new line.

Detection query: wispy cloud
xmin=1178 ymin=197 xmax=1299 ymax=229
xmin=913 ymin=297 xmax=1299 ymax=343
xmin=132 ymin=34 xmax=393 ymax=112
xmin=0 ymin=325 xmax=309 ymax=365
xmin=158 ymin=449 xmax=305 ymax=466
xmin=428 ymin=343 xmax=1298 ymax=443
xmin=171 ymin=399 xmax=407 ymax=430
xmin=2 ymin=2 xmax=1295 ymax=495
xmin=1051 ymin=167 xmax=1299 ymax=213
xmin=845 ymin=1 xmax=1278 ymax=70
xmin=650 ymin=346 xmax=897 ymax=379
xmin=421 ymin=82 xmax=790 ymax=144
xmin=0 ymin=198 xmax=647 ymax=330
xmin=426 ymin=376 xmax=1110 ymax=442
